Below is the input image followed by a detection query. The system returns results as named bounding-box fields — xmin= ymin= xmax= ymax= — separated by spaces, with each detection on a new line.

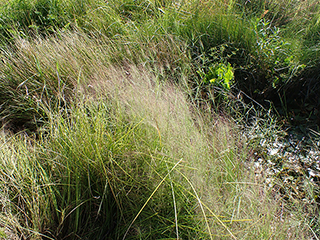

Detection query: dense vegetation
xmin=0 ymin=0 xmax=319 ymax=239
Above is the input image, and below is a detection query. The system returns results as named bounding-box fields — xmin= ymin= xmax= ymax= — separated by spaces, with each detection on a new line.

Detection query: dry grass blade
xmin=122 ymin=158 xmax=183 ymax=240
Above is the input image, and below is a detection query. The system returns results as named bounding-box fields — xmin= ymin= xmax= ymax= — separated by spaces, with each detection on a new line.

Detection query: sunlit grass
xmin=0 ymin=0 xmax=319 ymax=239
xmin=0 ymin=55 xmax=314 ymax=238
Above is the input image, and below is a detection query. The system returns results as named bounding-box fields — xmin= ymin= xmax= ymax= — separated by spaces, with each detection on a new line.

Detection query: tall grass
xmin=0 ymin=0 xmax=319 ymax=239
xmin=0 ymin=30 xmax=190 ymax=130
xmin=0 ymin=0 xmax=316 ymax=98
xmin=0 ymin=34 xmax=314 ymax=238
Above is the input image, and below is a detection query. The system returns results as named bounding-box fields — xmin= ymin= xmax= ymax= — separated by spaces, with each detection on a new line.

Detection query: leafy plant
xmin=198 ymin=62 xmax=234 ymax=91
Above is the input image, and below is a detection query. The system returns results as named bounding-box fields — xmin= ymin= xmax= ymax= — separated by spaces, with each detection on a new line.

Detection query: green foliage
xmin=0 ymin=0 xmax=69 ymax=40
xmin=252 ymin=18 xmax=306 ymax=89
xmin=198 ymin=62 xmax=234 ymax=90
xmin=112 ymin=0 xmax=160 ymax=22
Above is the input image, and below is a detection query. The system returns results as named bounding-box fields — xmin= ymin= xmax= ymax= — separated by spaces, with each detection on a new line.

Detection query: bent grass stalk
xmin=122 ymin=158 xmax=183 ymax=240
xmin=166 ymin=162 xmax=179 ymax=240
xmin=177 ymin=170 xmax=236 ymax=240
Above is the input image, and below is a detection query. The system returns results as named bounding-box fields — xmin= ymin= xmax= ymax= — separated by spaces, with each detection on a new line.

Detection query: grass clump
xmin=0 ymin=60 xmax=314 ymax=238
xmin=0 ymin=30 xmax=189 ymax=131
xmin=0 ymin=0 xmax=319 ymax=239
xmin=0 ymin=0 xmax=317 ymax=107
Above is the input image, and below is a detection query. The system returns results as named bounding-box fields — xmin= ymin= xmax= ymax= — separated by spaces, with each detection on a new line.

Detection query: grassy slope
xmin=0 ymin=0 xmax=319 ymax=239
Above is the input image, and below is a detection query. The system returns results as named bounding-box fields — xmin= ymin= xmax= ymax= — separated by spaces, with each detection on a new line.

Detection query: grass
xmin=0 ymin=0 xmax=319 ymax=239
xmin=0 ymin=62 xmax=313 ymax=239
